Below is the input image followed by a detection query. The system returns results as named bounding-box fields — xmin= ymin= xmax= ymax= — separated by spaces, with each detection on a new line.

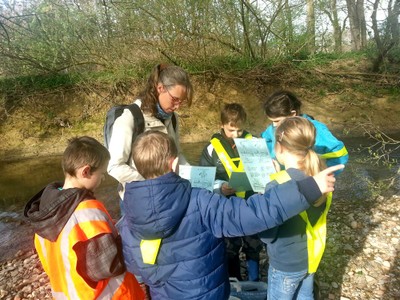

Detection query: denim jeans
xmin=247 ymin=258 xmax=260 ymax=281
xmin=267 ymin=266 xmax=314 ymax=300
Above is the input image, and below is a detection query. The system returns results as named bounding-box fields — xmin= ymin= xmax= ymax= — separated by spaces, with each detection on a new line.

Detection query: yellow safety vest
xmin=269 ymin=171 xmax=332 ymax=274
xmin=35 ymin=200 xmax=143 ymax=300
xmin=210 ymin=133 xmax=252 ymax=198
xmin=140 ymin=134 xmax=253 ymax=266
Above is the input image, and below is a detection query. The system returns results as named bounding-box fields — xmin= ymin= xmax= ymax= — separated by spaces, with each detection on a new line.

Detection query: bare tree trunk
xmin=240 ymin=0 xmax=255 ymax=60
xmin=346 ymin=0 xmax=367 ymax=50
xmin=306 ymin=0 xmax=316 ymax=54
xmin=371 ymin=0 xmax=400 ymax=71
xmin=283 ymin=0 xmax=294 ymax=54
xmin=331 ymin=0 xmax=342 ymax=52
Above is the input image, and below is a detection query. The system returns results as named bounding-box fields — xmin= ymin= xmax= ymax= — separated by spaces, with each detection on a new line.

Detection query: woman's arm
xmin=107 ymin=109 xmax=144 ymax=183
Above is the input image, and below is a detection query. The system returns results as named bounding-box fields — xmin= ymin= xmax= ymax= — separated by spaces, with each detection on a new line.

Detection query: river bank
xmin=1 ymin=65 xmax=399 ymax=299
xmin=1 ymin=193 xmax=399 ymax=299
xmin=1 ymin=65 xmax=400 ymax=161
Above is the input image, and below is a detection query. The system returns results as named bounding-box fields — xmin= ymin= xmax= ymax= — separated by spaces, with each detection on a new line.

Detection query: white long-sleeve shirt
xmin=107 ymin=99 xmax=188 ymax=199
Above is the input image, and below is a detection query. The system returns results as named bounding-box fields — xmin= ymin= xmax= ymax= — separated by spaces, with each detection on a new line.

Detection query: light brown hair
xmin=139 ymin=64 xmax=193 ymax=115
xmin=221 ymin=103 xmax=247 ymax=127
xmin=132 ymin=130 xmax=178 ymax=179
xmin=62 ymin=136 xmax=110 ymax=177
xmin=275 ymin=117 xmax=325 ymax=176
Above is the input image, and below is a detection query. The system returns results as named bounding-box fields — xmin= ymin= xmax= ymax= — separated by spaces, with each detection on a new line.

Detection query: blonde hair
xmin=275 ymin=117 xmax=326 ymax=176
xmin=132 ymin=130 xmax=178 ymax=179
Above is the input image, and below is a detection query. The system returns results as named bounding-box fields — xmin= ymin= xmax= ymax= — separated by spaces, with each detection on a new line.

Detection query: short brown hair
xmin=132 ymin=130 xmax=178 ymax=179
xmin=221 ymin=103 xmax=247 ymax=127
xmin=62 ymin=136 xmax=110 ymax=177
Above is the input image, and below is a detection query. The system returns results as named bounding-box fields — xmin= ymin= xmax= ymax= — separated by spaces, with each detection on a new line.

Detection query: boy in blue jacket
xmin=118 ymin=130 xmax=343 ymax=300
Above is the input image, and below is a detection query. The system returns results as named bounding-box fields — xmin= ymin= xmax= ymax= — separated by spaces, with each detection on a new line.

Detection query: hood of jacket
xmin=123 ymin=172 xmax=191 ymax=240
xmin=24 ymin=182 xmax=93 ymax=242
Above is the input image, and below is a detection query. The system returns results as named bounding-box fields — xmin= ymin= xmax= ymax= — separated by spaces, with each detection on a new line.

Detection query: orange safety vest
xmin=34 ymin=200 xmax=144 ymax=300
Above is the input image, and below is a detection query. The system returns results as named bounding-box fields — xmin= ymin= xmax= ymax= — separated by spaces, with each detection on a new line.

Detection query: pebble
xmin=0 ymin=194 xmax=399 ymax=300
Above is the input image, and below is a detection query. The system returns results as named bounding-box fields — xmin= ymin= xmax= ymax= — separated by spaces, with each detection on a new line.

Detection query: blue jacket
xmin=119 ymin=172 xmax=322 ymax=300
xmin=261 ymin=114 xmax=348 ymax=172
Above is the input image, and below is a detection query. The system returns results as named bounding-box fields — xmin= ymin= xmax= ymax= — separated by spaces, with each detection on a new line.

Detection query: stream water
xmin=0 ymin=136 xmax=399 ymax=262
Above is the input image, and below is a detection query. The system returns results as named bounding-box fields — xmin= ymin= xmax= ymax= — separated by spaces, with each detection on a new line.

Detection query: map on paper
xmin=179 ymin=165 xmax=216 ymax=192
xmin=228 ymin=171 xmax=252 ymax=192
xmin=234 ymin=138 xmax=276 ymax=193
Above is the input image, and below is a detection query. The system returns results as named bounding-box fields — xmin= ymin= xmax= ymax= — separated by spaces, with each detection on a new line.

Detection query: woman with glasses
xmin=107 ymin=63 xmax=193 ymax=204
xmin=107 ymin=63 xmax=193 ymax=298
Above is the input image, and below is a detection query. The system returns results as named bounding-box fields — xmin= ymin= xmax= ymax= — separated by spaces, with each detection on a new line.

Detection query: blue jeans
xmin=267 ymin=266 xmax=314 ymax=300
xmin=247 ymin=258 xmax=260 ymax=281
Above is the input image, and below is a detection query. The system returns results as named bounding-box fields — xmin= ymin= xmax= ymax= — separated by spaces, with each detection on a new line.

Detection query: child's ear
xmin=170 ymin=157 xmax=179 ymax=173
xmin=81 ymin=165 xmax=91 ymax=178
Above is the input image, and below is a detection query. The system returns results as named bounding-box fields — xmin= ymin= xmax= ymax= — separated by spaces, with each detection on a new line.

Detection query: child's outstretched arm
xmin=198 ymin=164 xmax=344 ymax=238
xmin=313 ymin=164 xmax=344 ymax=194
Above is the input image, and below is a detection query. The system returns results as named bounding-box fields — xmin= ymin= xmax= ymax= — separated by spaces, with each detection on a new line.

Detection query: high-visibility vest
xmin=35 ymin=200 xmax=144 ymax=300
xmin=270 ymin=171 xmax=332 ymax=273
xmin=210 ymin=133 xmax=252 ymax=198
xmin=139 ymin=134 xmax=254 ymax=266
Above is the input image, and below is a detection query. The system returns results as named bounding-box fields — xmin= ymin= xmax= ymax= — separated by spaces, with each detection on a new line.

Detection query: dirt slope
xmin=1 ymin=62 xmax=399 ymax=160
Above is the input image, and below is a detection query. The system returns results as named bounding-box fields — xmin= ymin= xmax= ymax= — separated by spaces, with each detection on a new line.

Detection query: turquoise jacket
xmin=261 ymin=114 xmax=348 ymax=173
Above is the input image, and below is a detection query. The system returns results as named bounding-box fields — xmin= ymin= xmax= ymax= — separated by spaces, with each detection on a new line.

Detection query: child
xmin=261 ymin=90 xmax=348 ymax=172
xmin=199 ymin=103 xmax=263 ymax=281
xmin=259 ymin=117 xmax=332 ymax=299
xmin=24 ymin=136 xmax=144 ymax=300
xmin=119 ymin=130 xmax=343 ymax=300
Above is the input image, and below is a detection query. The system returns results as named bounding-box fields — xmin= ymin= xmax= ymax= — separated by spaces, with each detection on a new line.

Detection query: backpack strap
xmin=171 ymin=113 xmax=177 ymax=131
xmin=127 ymin=103 xmax=145 ymax=142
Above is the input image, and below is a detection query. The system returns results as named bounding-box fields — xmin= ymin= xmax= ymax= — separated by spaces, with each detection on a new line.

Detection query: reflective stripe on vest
xmin=320 ymin=146 xmax=348 ymax=159
xmin=35 ymin=200 xmax=141 ymax=299
xmin=140 ymin=238 xmax=162 ymax=265
xmin=269 ymin=170 xmax=332 ymax=273
xmin=210 ymin=134 xmax=252 ymax=198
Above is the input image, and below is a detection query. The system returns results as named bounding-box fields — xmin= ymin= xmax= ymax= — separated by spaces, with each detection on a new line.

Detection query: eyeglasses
xmin=165 ymin=87 xmax=184 ymax=104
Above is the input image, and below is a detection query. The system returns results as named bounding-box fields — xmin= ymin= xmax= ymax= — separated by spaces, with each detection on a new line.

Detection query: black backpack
xmin=103 ymin=103 xmax=145 ymax=150
xmin=103 ymin=102 xmax=177 ymax=149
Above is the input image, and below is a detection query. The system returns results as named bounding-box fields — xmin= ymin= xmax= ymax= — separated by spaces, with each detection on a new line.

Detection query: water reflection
xmin=0 ymin=142 xmax=207 ymax=213
xmin=0 ymin=138 xmax=398 ymax=262
xmin=0 ymin=142 xmax=207 ymax=262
